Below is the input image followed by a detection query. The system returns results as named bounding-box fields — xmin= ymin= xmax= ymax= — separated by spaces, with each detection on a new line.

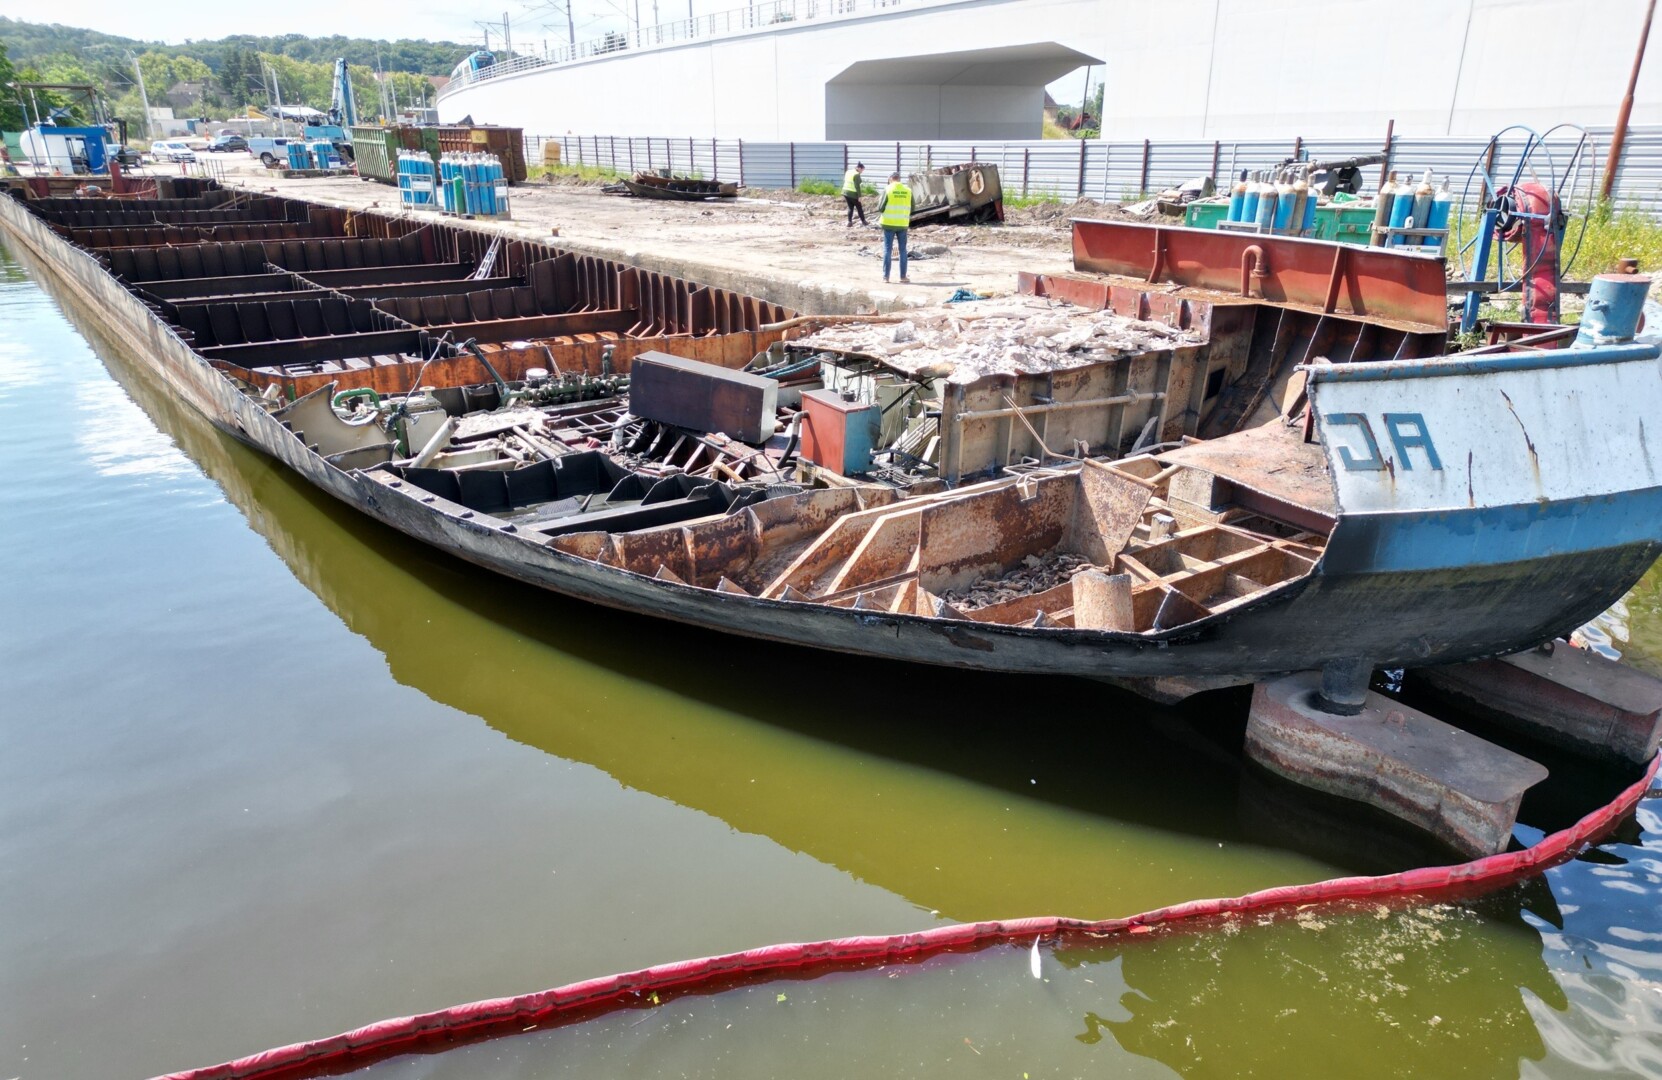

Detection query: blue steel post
xmin=1462 ymin=208 xmax=1498 ymax=334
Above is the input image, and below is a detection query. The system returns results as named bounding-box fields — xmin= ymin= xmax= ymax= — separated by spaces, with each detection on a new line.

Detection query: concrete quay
xmin=226 ymin=162 xmax=1075 ymax=318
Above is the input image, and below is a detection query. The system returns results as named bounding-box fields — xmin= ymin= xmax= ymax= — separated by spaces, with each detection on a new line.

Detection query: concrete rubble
xmin=795 ymin=296 xmax=1202 ymax=382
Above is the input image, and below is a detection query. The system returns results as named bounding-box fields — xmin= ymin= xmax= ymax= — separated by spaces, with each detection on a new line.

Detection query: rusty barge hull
xmin=3 ymin=185 xmax=1658 ymax=684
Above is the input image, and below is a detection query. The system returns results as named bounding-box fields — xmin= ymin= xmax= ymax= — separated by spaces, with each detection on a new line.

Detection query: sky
xmin=1 ymin=1 xmax=761 ymax=52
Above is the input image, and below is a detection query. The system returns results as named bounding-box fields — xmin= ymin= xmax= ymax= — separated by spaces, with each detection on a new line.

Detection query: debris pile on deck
xmin=943 ymin=552 xmax=1097 ymax=610
xmin=795 ymin=297 xmax=1202 ymax=382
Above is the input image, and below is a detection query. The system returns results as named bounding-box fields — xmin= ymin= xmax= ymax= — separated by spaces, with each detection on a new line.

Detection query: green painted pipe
xmin=332 ymin=388 xmax=381 ymax=413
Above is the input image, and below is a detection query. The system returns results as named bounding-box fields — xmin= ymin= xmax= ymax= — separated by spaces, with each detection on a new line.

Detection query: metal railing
xmin=441 ymin=0 xmax=919 ymax=100
xmin=526 ymin=126 xmax=1662 ymax=216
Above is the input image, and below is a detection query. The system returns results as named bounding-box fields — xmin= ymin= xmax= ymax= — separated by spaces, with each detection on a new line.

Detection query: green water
xmin=1 ymin=238 xmax=1658 ymax=1079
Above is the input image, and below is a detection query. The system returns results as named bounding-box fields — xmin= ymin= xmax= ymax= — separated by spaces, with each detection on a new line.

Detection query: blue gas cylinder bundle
xmin=489 ymin=154 xmax=507 ymax=217
xmin=409 ymin=150 xmax=436 ymax=209
xmin=457 ymin=152 xmax=506 ymax=217
xmin=463 ymin=153 xmax=480 ymax=215
xmin=287 ymin=142 xmax=311 ymax=170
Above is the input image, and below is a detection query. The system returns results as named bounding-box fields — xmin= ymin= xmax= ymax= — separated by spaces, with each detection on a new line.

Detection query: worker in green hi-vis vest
xmin=876 ymin=172 xmax=912 ymax=284
xmin=841 ymin=161 xmax=867 ymax=226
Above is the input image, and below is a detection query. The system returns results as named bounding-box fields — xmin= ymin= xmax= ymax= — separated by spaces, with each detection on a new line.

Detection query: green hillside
xmin=0 ymin=17 xmax=478 ymax=134
xmin=0 ymin=18 xmax=470 ymax=76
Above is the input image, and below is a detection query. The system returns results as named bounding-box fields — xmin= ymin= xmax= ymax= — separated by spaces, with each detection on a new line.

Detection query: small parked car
xmin=207 ymin=135 xmax=248 ymax=153
xmin=149 ymin=140 xmax=198 ymax=163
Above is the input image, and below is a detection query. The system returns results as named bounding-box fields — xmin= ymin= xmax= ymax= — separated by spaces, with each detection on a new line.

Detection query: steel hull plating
xmin=4 ymin=193 xmax=1656 ymax=680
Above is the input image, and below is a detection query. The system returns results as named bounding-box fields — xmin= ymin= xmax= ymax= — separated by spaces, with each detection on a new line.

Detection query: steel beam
xmin=1071 ymin=219 xmax=1449 ymax=331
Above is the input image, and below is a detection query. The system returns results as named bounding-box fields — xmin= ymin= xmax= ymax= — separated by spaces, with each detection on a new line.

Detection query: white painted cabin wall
xmin=440 ymin=0 xmax=1662 ymax=141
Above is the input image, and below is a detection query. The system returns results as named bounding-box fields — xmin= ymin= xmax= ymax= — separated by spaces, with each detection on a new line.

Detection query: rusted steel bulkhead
xmin=78 ymin=190 xmax=793 ymax=400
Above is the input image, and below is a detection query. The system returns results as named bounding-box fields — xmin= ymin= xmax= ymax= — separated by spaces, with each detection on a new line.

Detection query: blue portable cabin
xmin=20 ymin=124 xmax=112 ymax=174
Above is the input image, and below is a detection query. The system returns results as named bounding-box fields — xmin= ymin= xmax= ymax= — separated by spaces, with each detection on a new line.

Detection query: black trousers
xmin=844 ymin=194 xmax=866 ymax=225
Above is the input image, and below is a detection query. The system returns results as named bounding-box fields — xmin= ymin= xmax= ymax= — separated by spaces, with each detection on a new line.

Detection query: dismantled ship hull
xmin=3 ymin=183 xmax=1659 ymax=689
xmin=615 ymin=174 xmax=740 ymax=200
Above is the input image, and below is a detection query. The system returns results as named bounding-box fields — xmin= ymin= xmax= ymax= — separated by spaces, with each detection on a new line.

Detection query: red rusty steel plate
xmin=1070 ymin=219 xmax=1449 ymax=331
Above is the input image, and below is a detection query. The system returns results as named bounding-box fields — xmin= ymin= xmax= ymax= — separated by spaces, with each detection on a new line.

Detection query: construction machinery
xmin=302 ymin=60 xmax=359 ymax=162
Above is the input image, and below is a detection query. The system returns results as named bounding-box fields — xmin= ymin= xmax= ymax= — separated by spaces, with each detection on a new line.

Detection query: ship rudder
xmin=1245 ymin=671 xmax=1548 ymax=857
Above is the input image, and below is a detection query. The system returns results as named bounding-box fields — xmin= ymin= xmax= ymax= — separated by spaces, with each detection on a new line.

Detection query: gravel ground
xmin=216 ymin=154 xmax=1078 ymax=316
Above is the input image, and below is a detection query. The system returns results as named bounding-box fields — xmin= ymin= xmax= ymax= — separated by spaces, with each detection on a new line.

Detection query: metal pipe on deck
xmin=952 ymin=390 xmax=1164 ymax=423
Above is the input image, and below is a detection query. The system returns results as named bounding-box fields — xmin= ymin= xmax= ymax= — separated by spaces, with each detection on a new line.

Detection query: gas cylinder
xmin=1424 ymin=181 xmax=1452 ymax=249
xmin=1387 ymin=174 xmax=1416 ymax=245
xmin=1370 ymin=172 xmax=1396 ymax=247
xmin=491 ymin=156 xmax=508 ymax=218
xmin=1273 ymin=176 xmax=1295 ymax=231
xmin=1292 ymin=177 xmax=1312 ymax=235
xmin=1227 ymin=171 xmax=1248 ymax=222
xmin=1409 ymin=170 xmax=1435 ymax=244
xmin=1241 ymin=177 xmax=1262 ymax=224
xmin=1254 ymin=180 xmax=1279 ymax=230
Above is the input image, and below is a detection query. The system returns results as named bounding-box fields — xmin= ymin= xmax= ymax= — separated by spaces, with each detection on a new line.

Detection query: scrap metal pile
xmin=794 ymin=297 xmax=1202 ymax=382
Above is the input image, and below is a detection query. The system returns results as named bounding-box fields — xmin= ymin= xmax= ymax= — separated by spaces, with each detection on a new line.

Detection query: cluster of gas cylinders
xmin=397 ymin=149 xmax=510 ymax=217
xmin=1227 ymin=167 xmax=1451 ymax=246
xmin=286 ymin=141 xmax=343 ymax=170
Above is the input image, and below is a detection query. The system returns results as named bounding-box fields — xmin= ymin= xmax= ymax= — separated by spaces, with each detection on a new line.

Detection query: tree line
xmin=1 ymin=18 xmax=472 ymax=138
xmin=1 ymin=18 xmax=469 ymax=77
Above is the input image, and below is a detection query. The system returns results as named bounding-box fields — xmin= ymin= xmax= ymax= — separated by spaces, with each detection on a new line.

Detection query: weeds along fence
xmin=525 ymin=125 xmax=1662 ymax=214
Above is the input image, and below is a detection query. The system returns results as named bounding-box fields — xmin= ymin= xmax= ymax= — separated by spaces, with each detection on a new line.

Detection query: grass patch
xmin=529 ymin=163 xmax=623 ymax=182
xmin=797 ymin=177 xmax=873 ymax=196
xmin=1004 ymin=193 xmax=1067 ymax=210
xmin=1570 ymin=202 xmax=1662 ymax=277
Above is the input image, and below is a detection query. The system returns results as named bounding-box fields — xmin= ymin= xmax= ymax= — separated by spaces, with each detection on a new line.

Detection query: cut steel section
xmin=1070 ymin=218 xmax=1449 ymax=331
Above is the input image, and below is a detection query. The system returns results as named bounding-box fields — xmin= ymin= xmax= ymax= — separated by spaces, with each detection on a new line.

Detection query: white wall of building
xmin=825 ymin=83 xmax=1044 ymax=140
xmin=442 ymin=0 xmax=1091 ymax=139
xmin=440 ymin=0 xmax=1662 ymax=141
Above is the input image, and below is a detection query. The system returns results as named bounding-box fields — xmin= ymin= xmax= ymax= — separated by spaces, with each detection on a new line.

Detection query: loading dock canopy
xmin=826 ymin=42 xmax=1102 ymax=141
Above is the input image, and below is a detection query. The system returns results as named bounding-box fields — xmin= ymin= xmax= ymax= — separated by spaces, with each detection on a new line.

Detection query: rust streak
xmin=1498 ymin=389 xmax=1542 ymax=492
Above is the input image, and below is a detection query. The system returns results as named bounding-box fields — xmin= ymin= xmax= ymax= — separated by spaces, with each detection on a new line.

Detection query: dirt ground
xmin=214 ymin=154 xmax=1086 ymax=316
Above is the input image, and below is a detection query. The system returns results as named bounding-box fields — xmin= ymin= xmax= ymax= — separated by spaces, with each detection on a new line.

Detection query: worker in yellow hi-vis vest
xmin=841 ymin=161 xmax=867 ymax=226
xmin=876 ymin=172 xmax=912 ymax=283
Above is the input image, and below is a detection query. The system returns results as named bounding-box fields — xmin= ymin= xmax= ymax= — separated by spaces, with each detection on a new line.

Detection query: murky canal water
xmin=2 ymin=239 xmax=1659 ymax=1079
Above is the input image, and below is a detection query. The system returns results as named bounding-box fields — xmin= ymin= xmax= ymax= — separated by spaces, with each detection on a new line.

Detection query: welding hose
xmin=154 ymin=752 xmax=1659 ymax=1080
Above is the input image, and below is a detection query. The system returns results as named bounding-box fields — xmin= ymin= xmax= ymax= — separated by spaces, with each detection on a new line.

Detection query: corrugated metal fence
xmin=525 ymin=126 xmax=1662 ymax=214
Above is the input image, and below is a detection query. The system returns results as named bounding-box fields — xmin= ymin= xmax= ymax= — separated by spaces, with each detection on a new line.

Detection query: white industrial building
xmin=438 ymin=0 xmax=1661 ymax=141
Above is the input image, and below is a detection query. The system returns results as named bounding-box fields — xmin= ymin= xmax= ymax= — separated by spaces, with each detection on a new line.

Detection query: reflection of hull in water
xmin=4 ymin=188 xmax=1660 ymax=690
